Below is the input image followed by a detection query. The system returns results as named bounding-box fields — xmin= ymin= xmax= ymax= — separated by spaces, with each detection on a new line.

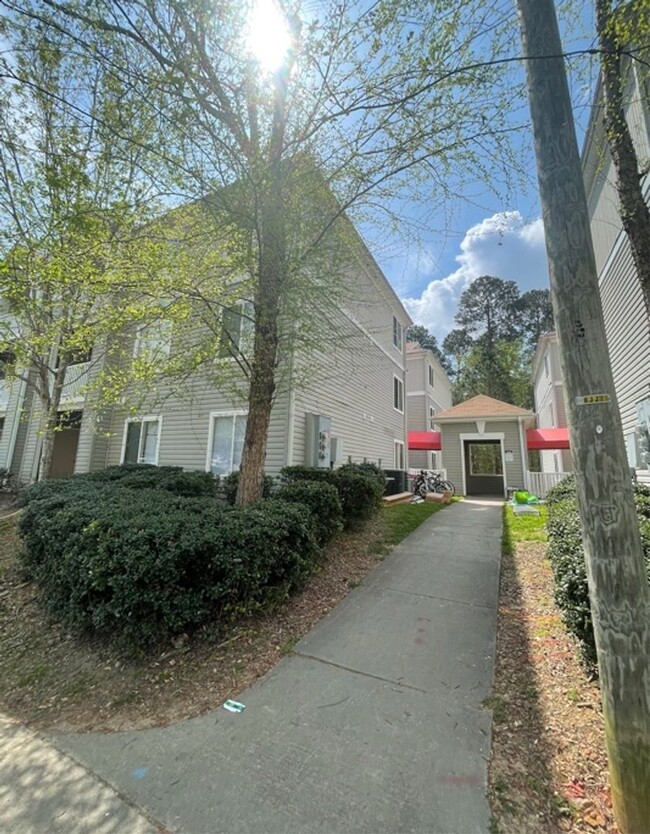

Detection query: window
xmin=549 ymin=402 xmax=555 ymax=427
xmin=134 ymin=321 xmax=171 ymax=359
xmin=544 ymin=352 xmax=549 ymax=379
xmin=219 ymin=301 xmax=254 ymax=358
xmin=394 ymin=440 xmax=405 ymax=470
xmin=429 ymin=406 xmax=436 ymax=429
xmin=393 ymin=375 xmax=404 ymax=413
xmin=207 ymin=412 xmax=247 ymax=475
xmin=122 ymin=417 xmax=161 ymax=465
xmin=0 ymin=351 xmax=14 ymax=380
xmin=392 ymin=316 xmax=403 ymax=350
xmin=428 ymin=365 xmax=434 ymax=388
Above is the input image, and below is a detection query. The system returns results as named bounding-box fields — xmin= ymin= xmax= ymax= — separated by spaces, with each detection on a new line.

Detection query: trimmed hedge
xmin=220 ymin=470 xmax=275 ymax=505
xmin=546 ymin=475 xmax=650 ymax=666
xmin=275 ymin=480 xmax=344 ymax=545
xmin=21 ymin=465 xmax=216 ymax=505
xmin=280 ymin=464 xmax=386 ymax=526
xmin=19 ymin=481 xmax=318 ymax=647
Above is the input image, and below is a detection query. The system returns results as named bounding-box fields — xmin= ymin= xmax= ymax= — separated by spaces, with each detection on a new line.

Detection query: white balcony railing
xmin=60 ymin=362 xmax=90 ymax=404
xmin=527 ymin=471 xmax=566 ymax=498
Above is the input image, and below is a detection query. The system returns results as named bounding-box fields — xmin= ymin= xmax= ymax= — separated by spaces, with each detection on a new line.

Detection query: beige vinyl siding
xmin=102 ymin=371 xmax=291 ymax=475
xmin=599 ymin=239 xmax=650 ymax=436
xmin=290 ymin=310 xmax=407 ymax=469
xmin=440 ymin=420 xmax=527 ymax=494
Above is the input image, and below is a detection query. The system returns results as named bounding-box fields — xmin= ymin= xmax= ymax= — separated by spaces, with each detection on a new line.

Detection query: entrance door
xmin=464 ymin=440 xmax=504 ymax=496
xmin=50 ymin=411 xmax=82 ymax=479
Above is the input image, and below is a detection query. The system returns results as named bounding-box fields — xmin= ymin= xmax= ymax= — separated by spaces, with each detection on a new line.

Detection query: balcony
xmin=60 ymin=362 xmax=90 ymax=405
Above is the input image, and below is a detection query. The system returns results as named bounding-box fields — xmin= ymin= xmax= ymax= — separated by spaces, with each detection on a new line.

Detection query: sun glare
xmin=246 ymin=0 xmax=292 ymax=73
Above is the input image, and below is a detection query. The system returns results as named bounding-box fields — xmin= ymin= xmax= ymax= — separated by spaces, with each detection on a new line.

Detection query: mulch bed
xmin=0 ymin=513 xmax=392 ymax=733
xmin=488 ymin=541 xmax=616 ymax=833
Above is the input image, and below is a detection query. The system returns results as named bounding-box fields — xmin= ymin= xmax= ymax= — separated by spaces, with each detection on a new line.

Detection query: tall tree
xmin=4 ymin=0 xmax=527 ymax=502
xmin=516 ymin=288 xmax=554 ymax=351
xmin=406 ymin=324 xmax=451 ymax=374
xmin=0 ymin=25 xmax=175 ymax=479
xmin=455 ymin=275 xmax=522 ymax=351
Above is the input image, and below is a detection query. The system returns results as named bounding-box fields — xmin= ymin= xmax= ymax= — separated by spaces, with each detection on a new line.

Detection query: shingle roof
xmin=435 ymin=394 xmax=534 ymax=420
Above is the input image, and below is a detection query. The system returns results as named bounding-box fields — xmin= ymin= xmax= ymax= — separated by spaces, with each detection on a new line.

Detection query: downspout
xmin=518 ymin=416 xmax=529 ymax=491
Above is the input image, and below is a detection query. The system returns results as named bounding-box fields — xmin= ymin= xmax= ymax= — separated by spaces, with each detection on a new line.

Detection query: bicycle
xmin=426 ymin=471 xmax=456 ymax=496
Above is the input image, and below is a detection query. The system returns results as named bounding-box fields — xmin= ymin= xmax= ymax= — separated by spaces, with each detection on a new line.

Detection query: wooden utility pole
xmin=515 ymin=2 xmax=650 ymax=831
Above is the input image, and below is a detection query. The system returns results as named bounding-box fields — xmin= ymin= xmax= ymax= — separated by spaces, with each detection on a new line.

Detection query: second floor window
xmin=392 ymin=316 xmax=403 ymax=350
xmin=393 ymin=375 xmax=404 ymax=413
xmin=429 ymin=406 xmax=436 ymax=429
xmin=219 ymin=301 xmax=254 ymax=358
xmin=134 ymin=321 xmax=171 ymax=359
xmin=428 ymin=365 xmax=434 ymax=387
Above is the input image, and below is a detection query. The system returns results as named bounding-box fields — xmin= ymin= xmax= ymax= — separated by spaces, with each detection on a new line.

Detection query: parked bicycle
xmin=411 ymin=470 xmax=456 ymax=498
xmin=426 ymin=471 xmax=456 ymax=496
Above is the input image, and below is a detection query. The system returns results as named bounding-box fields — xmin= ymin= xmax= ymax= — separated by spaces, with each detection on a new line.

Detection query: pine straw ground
xmin=488 ymin=505 xmax=615 ymax=834
xmin=0 ymin=500 xmax=448 ymax=734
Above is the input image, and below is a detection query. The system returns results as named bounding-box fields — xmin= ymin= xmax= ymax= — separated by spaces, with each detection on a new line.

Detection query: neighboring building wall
xmin=583 ymin=61 xmax=650 ymax=480
xmin=405 ymin=343 xmax=452 ymax=470
xmin=290 ymin=300 xmax=410 ymax=471
xmin=439 ymin=419 xmax=527 ymax=495
xmin=532 ymin=333 xmax=573 ymax=473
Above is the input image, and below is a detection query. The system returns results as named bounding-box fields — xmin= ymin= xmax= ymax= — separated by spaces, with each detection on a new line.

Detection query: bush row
xmin=545 ymin=476 xmax=650 ymax=667
xmin=18 ymin=461 xmax=384 ymax=647
xmin=280 ymin=463 xmax=386 ymax=525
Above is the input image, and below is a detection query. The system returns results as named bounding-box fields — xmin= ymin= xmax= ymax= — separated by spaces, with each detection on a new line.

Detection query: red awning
xmin=526 ymin=427 xmax=570 ymax=450
xmin=408 ymin=431 xmax=442 ymax=451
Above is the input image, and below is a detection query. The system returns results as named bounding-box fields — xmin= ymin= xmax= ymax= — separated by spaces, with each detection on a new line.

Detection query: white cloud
xmin=401 ymin=211 xmax=549 ymax=339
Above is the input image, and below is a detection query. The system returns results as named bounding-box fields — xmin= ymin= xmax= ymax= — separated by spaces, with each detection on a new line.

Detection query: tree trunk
xmin=596 ymin=0 xmax=650 ymax=323
xmin=38 ymin=361 xmax=67 ymax=481
xmin=516 ymin=3 xmax=650 ymax=832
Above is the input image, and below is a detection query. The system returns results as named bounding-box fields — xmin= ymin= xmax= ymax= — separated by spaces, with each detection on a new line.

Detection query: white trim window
xmin=393 ymin=375 xmax=404 ymax=413
xmin=392 ymin=316 xmax=403 ymax=350
xmin=207 ymin=411 xmax=248 ymax=475
xmin=134 ymin=321 xmax=172 ymax=359
xmin=428 ymin=364 xmax=434 ymax=388
xmin=429 ymin=405 xmax=436 ymax=429
xmin=122 ymin=417 xmax=162 ymax=465
xmin=219 ymin=301 xmax=254 ymax=359
xmin=394 ymin=440 xmax=405 ymax=470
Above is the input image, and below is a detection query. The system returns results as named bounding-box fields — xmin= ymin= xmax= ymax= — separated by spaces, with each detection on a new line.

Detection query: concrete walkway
xmin=51 ymin=497 xmax=503 ymax=834
xmin=0 ymin=714 xmax=159 ymax=834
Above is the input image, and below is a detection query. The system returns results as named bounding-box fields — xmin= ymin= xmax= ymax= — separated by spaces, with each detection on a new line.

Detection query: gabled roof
xmin=435 ymin=394 xmax=534 ymax=421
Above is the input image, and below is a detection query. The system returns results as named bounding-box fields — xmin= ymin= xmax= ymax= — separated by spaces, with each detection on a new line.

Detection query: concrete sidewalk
xmin=52 ymin=497 xmax=503 ymax=834
xmin=0 ymin=714 xmax=159 ymax=834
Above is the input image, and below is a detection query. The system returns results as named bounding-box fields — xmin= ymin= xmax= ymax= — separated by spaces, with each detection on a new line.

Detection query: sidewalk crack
xmin=385 ymin=586 xmax=497 ymax=610
xmin=292 ymin=652 xmax=428 ymax=693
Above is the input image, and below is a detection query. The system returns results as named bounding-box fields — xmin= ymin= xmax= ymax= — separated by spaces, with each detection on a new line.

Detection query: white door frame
xmin=459 ymin=432 xmax=506 ymax=497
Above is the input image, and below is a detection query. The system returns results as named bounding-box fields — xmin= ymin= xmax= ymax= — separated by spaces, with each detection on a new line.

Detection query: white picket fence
xmin=526 ymin=471 xmax=566 ymax=498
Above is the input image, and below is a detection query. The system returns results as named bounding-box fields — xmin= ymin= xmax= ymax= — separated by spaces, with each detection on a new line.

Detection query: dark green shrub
xmin=275 ymin=480 xmax=344 ymax=544
xmin=280 ymin=464 xmax=385 ymax=526
xmin=337 ymin=461 xmax=387 ymax=493
xmin=280 ymin=466 xmax=334 ymax=484
xmin=546 ymin=482 xmax=650 ymax=668
xmin=18 ymin=484 xmax=319 ymax=647
xmin=332 ymin=467 xmax=384 ymax=524
xmin=220 ymin=470 xmax=275 ymax=505
xmin=546 ymin=496 xmax=596 ymax=666
xmin=544 ymin=474 xmax=576 ymax=506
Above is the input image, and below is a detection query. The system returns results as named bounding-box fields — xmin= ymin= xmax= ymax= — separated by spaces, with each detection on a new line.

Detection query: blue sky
xmin=367 ymin=2 xmax=598 ymax=341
